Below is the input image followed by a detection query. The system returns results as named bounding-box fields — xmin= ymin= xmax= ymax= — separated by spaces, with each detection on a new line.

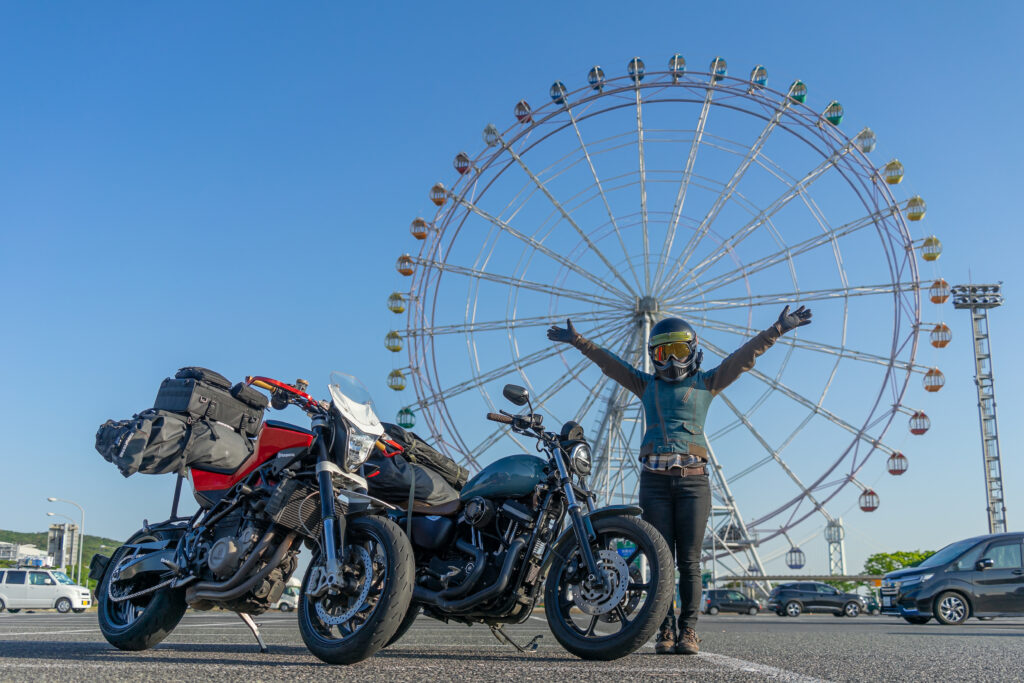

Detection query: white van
xmin=0 ymin=569 xmax=91 ymax=613
xmin=275 ymin=584 xmax=299 ymax=612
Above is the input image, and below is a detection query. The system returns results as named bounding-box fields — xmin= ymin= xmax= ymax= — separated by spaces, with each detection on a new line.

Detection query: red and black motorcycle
xmin=91 ymin=372 xmax=413 ymax=665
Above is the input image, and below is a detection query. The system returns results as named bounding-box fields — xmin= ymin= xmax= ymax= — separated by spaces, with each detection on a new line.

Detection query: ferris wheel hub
xmin=635 ymin=295 xmax=661 ymax=316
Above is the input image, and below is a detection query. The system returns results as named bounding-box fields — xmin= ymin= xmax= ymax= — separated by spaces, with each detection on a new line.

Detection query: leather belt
xmin=648 ymin=464 xmax=707 ymax=478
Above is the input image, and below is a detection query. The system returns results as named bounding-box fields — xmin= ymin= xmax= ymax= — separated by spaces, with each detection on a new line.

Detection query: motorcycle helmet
xmin=648 ymin=317 xmax=702 ymax=381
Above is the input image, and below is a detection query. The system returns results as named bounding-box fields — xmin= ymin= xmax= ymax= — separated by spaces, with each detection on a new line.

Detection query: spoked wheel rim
xmin=939 ymin=595 xmax=966 ymax=623
xmin=845 ymin=603 xmax=859 ymax=617
xmin=304 ymin=530 xmax=389 ymax=643
xmin=552 ymin=528 xmax=658 ymax=641
xmin=786 ymin=602 xmax=801 ymax=617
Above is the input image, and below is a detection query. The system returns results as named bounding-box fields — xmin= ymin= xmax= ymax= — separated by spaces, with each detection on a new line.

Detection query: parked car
xmin=0 ymin=569 xmax=91 ymax=613
xmin=862 ymin=593 xmax=881 ymax=615
xmin=767 ymin=582 xmax=866 ymax=617
xmin=880 ymin=531 xmax=1024 ymax=625
xmin=274 ymin=584 xmax=299 ymax=612
xmin=702 ymin=589 xmax=760 ymax=615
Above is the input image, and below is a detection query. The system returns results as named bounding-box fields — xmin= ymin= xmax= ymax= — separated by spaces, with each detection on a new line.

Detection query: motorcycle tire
xmin=544 ymin=515 xmax=674 ymax=661
xmin=97 ymin=530 xmax=187 ymax=651
xmin=385 ymin=605 xmax=421 ymax=648
xmin=298 ymin=515 xmax=414 ymax=665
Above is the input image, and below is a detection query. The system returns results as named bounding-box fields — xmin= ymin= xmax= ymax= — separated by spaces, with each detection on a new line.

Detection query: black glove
xmin=547 ymin=319 xmax=580 ymax=345
xmin=777 ymin=305 xmax=812 ymax=333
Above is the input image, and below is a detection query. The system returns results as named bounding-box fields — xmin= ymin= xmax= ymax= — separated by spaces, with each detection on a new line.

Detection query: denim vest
xmin=640 ymin=370 xmax=714 ymax=458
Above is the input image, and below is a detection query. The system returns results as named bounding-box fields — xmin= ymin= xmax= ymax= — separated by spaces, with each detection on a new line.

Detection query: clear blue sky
xmin=1 ymin=1 xmax=1021 ymax=576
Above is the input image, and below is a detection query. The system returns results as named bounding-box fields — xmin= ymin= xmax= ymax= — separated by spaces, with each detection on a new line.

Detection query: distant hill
xmin=1 ymin=529 xmax=124 ymax=585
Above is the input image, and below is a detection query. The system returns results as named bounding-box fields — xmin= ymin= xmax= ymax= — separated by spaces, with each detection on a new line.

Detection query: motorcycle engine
xmin=207 ymin=525 xmax=260 ymax=579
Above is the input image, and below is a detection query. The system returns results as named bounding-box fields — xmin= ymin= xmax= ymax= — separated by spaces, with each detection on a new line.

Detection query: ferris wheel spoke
xmin=490 ymin=129 xmax=639 ymax=298
xmin=657 ymin=96 xmax=791 ymax=293
xmin=702 ymin=339 xmax=890 ymax=456
xmin=411 ymin=256 xmax=624 ymax=308
xmin=716 ymin=393 xmax=831 ymax=521
xmin=414 ymin=345 xmax=565 ymax=409
xmin=656 ymin=81 xmax=716 ymax=287
xmin=563 ymin=101 xmax=644 ymax=291
xmin=667 ymin=204 xmax=898 ymax=300
xmin=684 ymin=313 xmax=925 ymax=375
xmin=634 ymin=80 xmax=651 ymax=290
xmin=469 ymin=322 xmax=634 ymax=455
xmin=667 ymin=281 xmax=920 ymax=312
xmin=406 ymin=310 xmax=624 ymax=338
xmin=451 ymin=194 xmax=633 ymax=301
xmin=659 ymin=141 xmax=858 ymax=295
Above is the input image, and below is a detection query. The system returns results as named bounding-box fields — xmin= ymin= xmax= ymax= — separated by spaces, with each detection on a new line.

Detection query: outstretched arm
xmin=547 ymin=319 xmax=648 ymax=398
xmin=706 ymin=305 xmax=812 ymax=396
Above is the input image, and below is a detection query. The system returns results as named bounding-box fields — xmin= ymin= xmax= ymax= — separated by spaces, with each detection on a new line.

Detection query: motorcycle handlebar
xmin=486 ymin=412 xmax=514 ymax=424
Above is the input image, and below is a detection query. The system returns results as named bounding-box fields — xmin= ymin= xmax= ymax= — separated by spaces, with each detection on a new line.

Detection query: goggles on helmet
xmin=649 ymin=330 xmax=695 ymax=363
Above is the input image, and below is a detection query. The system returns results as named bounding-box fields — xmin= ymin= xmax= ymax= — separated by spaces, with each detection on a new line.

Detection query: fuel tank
xmin=459 ymin=454 xmax=547 ymax=501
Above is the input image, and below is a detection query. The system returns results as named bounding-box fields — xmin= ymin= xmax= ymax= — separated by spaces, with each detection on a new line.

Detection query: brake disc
xmin=314 ymin=546 xmax=373 ymax=626
xmin=569 ymin=549 xmax=630 ymax=616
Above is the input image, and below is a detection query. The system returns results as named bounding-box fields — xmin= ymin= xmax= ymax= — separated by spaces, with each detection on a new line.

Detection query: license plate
xmin=882 ymin=597 xmax=892 ymax=607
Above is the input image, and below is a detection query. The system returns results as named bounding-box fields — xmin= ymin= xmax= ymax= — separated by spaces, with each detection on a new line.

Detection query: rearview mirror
xmin=976 ymin=558 xmax=994 ymax=571
xmin=503 ymin=384 xmax=529 ymax=406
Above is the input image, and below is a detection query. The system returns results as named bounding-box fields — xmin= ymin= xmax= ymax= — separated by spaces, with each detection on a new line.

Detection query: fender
xmin=91 ymin=524 xmax=186 ymax=586
xmin=540 ymin=504 xmax=644 ymax=577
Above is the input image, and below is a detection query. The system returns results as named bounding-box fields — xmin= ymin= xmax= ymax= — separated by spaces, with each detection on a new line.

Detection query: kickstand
xmin=238 ymin=612 xmax=268 ymax=653
xmin=489 ymin=624 xmax=542 ymax=654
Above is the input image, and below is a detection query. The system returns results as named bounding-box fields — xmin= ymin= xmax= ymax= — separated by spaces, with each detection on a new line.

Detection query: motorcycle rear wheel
xmin=97 ymin=530 xmax=187 ymax=651
xmin=298 ymin=515 xmax=414 ymax=664
xmin=543 ymin=515 xmax=674 ymax=660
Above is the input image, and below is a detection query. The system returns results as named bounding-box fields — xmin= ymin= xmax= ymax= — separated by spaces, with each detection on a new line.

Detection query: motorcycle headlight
xmin=345 ymin=430 xmax=376 ymax=471
xmin=569 ymin=443 xmax=592 ymax=476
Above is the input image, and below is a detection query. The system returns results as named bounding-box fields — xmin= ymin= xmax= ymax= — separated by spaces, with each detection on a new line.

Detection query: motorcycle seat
xmin=395 ymin=499 xmax=461 ymax=517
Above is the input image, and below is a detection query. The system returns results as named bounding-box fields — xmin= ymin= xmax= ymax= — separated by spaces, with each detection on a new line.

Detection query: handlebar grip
xmin=486 ymin=412 xmax=514 ymax=424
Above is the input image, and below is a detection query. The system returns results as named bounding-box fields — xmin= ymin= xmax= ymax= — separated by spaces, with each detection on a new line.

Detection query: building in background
xmin=47 ymin=523 xmax=78 ymax=572
xmin=0 ymin=541 xmax=52 ymax=566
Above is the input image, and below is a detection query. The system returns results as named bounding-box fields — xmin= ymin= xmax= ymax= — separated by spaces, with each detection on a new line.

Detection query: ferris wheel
xmin=385 ymin=55 xmax=948 ymax=578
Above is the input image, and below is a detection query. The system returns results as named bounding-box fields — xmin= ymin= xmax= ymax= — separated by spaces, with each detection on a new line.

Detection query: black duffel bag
xmin=381 ymin=423 xmax=468 ymax=490
xmin=154 ymin=367 xmax=267 ymax=437
xmin=95 ymin=409 xmax=252 ymax=478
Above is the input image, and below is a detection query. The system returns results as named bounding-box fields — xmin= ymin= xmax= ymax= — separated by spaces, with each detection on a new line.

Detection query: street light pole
xmin=47 ymin=497 xmax=85 ymax=585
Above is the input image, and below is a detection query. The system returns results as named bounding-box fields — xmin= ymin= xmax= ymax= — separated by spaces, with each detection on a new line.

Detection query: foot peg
xmin=238 ymin=612 xmax=268 ymax=653
xmin=489 ymin=624 xmax=542 ymax=653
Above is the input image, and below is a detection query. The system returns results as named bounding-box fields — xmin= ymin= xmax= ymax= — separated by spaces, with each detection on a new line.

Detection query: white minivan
xmin=0 ymin=569 xmax=92 ymax=613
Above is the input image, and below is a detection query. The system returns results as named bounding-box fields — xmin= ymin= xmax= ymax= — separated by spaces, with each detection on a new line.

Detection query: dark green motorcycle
xmin=385 ymin=384 xmax=674 ymax=660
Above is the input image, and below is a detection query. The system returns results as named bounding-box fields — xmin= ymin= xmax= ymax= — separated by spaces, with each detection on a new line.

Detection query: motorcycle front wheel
xmin=544 ymin=515 xmax=674 ymax=660
xmin=298 ymin=515 xmax=414 ymax=665
xmin=97 ymin=530 xmax=187 ymax=651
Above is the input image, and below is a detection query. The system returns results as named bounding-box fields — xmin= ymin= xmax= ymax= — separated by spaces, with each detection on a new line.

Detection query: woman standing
xmin=547 ymin=305 xmax=811 ymax=654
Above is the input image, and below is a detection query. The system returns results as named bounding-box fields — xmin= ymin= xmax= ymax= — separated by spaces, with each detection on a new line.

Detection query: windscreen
xmin=328 ymin=371 xmax=384 ymax=436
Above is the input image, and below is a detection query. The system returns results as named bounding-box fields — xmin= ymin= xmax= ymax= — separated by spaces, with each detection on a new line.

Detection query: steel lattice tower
xmin=951 ymin=284 xmax=1006 ymax=533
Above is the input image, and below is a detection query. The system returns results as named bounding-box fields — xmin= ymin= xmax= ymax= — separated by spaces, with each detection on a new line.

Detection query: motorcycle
xmin=383 ymin=383 xmax=675 ymax=660
xmin=91 ymin=372 xmax=414 ymax=665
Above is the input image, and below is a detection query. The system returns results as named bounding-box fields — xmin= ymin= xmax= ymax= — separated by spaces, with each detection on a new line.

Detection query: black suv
xmin=702 ymin=589 xmax=760 ymax=615
xmin=880 ymin=531 xmax=1024 ymax=625
xmin=767 ymin=582 xmax=867 ymax=617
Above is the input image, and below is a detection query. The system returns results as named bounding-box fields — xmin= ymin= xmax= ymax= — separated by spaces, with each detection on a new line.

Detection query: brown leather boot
xmin=655 ymin=615 xmax=677 ymax=654
xmin=676 ymin=626 xmax=700 ymax=655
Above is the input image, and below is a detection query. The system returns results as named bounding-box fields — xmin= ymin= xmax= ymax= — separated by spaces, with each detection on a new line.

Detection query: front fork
xmin=554 ymin=449 xmax=607 ymax=590
xmin=312 ymin=418 xmax=347 ymax=587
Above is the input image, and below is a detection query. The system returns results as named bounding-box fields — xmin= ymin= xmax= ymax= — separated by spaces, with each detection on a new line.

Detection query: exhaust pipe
xmin=414 ymin=537 xmax=526 ymax=612
xmin=187 ymin=530 xmax=276 ymax=593
xmin=187 ymin=532 xmax=297 ymax=604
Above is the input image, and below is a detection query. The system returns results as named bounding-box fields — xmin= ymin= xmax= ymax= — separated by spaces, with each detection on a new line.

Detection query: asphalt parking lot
xmin=0 ymin=610 xmax=1021 ymax=681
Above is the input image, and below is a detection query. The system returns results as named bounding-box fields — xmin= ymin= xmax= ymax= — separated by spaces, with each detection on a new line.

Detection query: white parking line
xmin=528 ymin=615 xmax=828 ymax=681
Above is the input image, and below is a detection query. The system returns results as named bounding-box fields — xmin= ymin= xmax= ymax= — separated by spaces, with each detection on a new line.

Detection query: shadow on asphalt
xmin=0 ymin=641 xmax=324 ymax=667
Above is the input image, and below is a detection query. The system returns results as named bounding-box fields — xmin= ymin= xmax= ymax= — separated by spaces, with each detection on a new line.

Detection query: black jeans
xmin=638 ymin=469 xmax=711 ymax=630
